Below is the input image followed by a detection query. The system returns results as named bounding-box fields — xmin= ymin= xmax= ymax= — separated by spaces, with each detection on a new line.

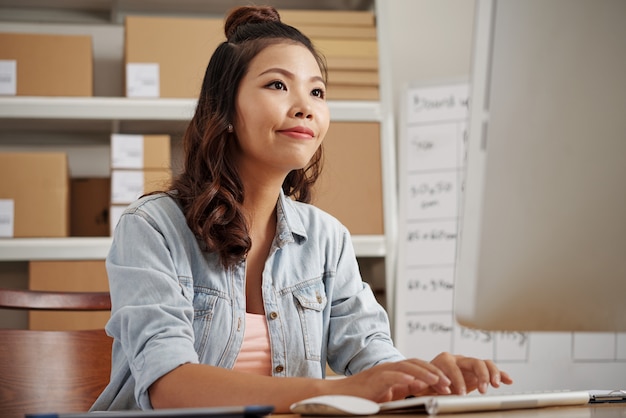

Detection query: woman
xmin=92 ymin=5 xmax=512 ymax=413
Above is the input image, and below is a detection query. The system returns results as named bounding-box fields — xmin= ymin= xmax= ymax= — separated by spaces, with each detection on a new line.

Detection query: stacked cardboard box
xmin=0 ymin=152 xmax=70 ymax=238
xmin=280 ymin=11 xmax=382 ymax=229
xmin=124 ymin=15 xmax=223 ymax=98
xmin=0 ymin=32 xmax=93 ymax=96
xmin=109 ymin=134 xmax=172 ymax=235
xmin=313 ymin=122 xmax=383 ymax=235
xmin=280 ymin=9 xmax=379 ymax=100
xmin=123 ymin=10 xmax=378 ymax=100
xmin=28 ymin=260 xmax=109 ymax=330
xmin=0 ymin=11 xmax=376 ymax=100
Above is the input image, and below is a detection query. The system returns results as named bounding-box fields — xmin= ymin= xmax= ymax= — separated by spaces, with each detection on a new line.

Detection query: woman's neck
xmin=239 ymin=164 xmax=284 ymax=225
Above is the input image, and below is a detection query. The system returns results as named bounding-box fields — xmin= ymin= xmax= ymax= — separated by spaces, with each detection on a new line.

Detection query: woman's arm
xmin=149 ymin=354 xmax=512 ymax=413
xmin=148 ymin=360 xmax=447 ymax=413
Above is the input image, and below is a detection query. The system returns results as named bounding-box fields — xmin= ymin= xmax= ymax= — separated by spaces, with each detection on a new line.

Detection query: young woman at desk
xmin=91 ymin=6 xmax=512 ymax=413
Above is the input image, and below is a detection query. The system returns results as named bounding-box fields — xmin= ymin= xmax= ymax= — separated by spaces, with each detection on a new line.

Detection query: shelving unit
xmin=0 ymin=97 xmax=388 ymax=259
xmin=0 ymin=0 xmax=398 ymax=311
xmin=0 ymin=235 xmax=387 ymax=262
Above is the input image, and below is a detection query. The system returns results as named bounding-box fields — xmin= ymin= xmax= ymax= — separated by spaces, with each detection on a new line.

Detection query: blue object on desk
xmin=25 ymin=405 xmax=275 ymax=418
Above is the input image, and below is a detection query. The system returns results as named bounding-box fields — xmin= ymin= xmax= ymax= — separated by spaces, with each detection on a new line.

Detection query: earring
xmin=227 ymin=124 xmax=234 ymax=133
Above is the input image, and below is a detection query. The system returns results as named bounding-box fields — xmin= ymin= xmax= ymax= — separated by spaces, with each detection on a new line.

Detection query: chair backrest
xmin=0 ymin=288 xmax=113 ymax=418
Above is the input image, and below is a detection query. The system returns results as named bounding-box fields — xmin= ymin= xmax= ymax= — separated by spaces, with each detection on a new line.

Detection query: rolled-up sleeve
xmin=326 ymin=227 xmax=405 ymax=375
xmin=106 ymin=208 xmax=200 ymax=409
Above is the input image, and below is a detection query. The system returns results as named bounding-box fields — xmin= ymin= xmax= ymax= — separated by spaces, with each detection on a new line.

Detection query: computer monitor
xmin=454 ymin=0 xmax=626 ymax=332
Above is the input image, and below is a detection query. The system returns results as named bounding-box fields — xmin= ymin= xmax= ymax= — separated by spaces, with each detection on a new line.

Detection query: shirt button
xmin=269 ymin=311 xmax=279 ymax=320
xmin=275 ymin=365 xmax=284 ymax=373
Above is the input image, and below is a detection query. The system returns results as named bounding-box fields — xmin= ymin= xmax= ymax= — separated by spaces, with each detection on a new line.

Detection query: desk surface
xmin=372 ymin=403 xmax=626 ymax=417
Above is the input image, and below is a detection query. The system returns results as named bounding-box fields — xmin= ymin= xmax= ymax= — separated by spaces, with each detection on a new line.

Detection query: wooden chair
xmin=0 ymin=288 xmax=113 ymax=418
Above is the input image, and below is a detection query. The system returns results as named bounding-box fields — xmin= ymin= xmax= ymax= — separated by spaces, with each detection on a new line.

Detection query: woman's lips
xmin=278 ymin=126 xmax=315 ymax=139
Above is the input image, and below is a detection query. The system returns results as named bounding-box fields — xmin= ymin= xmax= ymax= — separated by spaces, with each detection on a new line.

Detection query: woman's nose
xmin=294 ymin=109 xmax=313 ymax=119
xmin=291 ymin=90 xmax=313 ymax=119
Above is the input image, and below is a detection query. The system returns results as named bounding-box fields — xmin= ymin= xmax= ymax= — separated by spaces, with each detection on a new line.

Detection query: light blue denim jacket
xmin=91 ymin=191 xmax=404 ymax=411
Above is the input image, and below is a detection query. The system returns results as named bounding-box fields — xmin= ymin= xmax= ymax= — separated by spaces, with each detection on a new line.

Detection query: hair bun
xmin=224 ymin=6 xmax=281 ymax=41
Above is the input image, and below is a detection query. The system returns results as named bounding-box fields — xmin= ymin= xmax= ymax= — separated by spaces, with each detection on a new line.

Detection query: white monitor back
xmin=455 ymin=0 xmax=626 ymax=331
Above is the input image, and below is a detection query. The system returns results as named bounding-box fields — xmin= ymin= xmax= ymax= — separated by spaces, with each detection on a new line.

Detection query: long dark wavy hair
xmin=168 ymin=6 xmax=328 ymax=268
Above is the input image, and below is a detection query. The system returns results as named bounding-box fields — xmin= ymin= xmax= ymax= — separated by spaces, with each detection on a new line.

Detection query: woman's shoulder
xmin=118 ymin=192 xmax=185 ymax=228
xmin=126 ymin=192 xmax=180 ymax=213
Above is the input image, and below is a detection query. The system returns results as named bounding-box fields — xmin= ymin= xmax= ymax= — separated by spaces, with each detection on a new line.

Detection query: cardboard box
xmin=0 ymin=32 xmax=93 ymax=96
xmin=29 ymin=260 xmax=110 ymax=331
xmin=124 ymin=15 xmax=223 ymax=98
xmin=71 ymin=177 xmax=111 ymax=237
xmin=313 ymin=122 xmax=383 ymax=235
xmin=110 ymin=169 xmax=172 ymax=204
xmin=325 ymin=56 xmax=378 ymax=71
xmin=280 ymin=9 xmax=379 ymax=101
xmin=327 ymin=85 xmax=379 ymax=101
xmin=111 ymin=134 xmax=171 ymax=170
xmin=293 ymin=25 xmax=377 ymax=40
xmin=124 ymin=12 xmax=378 ymax=100
xmin=327 ymin=70 xmax=379 ymax=86
xmin=0 ymin=152 xmax=69 ymax=238
xmin=315 ymin=39 xmax=378 ymax=60
xmin=279 ymin=10 xmax=376 ymax=27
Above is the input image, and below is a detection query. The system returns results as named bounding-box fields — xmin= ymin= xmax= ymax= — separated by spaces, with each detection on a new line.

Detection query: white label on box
xmin=111 ymin=134 xmax=144 ymax=169
xmin=111 ymin=170 xmax=145 ymax=204
xmin=126 ymin=63 xmax=160 ymax=98
xmin=0 ymin=60 xmax=17 ymax=96
xmin=0 ymin=199 xmax=15 ymax=237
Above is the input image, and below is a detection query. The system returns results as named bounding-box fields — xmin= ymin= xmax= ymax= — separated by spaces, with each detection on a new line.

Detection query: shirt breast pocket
xmin=293 ymin=282 xmax=328 ymax=361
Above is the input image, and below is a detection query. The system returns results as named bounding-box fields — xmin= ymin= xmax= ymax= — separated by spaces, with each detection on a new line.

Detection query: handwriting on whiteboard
xmin=395 ymin=83 xmax=530 ymax=363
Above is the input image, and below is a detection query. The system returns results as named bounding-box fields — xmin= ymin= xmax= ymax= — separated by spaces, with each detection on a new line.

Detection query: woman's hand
xmin=329 ymin=358 xmax=449 ymax=402
xmin=329 ymin=354 xmax=513 ymax=403
xmin=426 ymin=352 xmax=513 ymax=395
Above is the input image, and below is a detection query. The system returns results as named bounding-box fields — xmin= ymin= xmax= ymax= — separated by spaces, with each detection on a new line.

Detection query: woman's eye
xmin=267 ymin=81 xmax=285 ymax=90
xmin=312 ymin=88 xmax=326 ymax=99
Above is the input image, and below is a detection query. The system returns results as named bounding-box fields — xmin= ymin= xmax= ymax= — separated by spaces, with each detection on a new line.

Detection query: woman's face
xmin=233 ymin=42 xmax=330 ymax=182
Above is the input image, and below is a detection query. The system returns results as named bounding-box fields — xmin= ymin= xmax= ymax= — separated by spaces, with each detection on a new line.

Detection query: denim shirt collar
xmin=276 ymin=189 xmax=308 ymax=247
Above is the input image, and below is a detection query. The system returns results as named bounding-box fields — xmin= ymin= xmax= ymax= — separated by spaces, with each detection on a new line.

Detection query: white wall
xmin=374 ymin=0 xmax=476 ymax=326
xmin=384 ymin=0 xmax=476 ymax=107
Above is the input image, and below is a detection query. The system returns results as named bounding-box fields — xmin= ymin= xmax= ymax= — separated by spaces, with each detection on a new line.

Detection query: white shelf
xmin=351 ymin=235 xmax=387 ymax=257
xmin=0 ymin=97 xmax=381 ymax=123
xmin=0 ymin=237 xmax=113 ymax=261
xmin=330 ymin=101 xmax=382 ymax=122
xmin=0 ymin=235 xmax=386 ymax=261
xmin=0 ymin=97 xmax=196 ymax=121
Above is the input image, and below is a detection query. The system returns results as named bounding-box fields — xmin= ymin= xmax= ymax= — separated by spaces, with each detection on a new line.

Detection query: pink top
xmin=232 ymin=312 xmax=272 ymax=376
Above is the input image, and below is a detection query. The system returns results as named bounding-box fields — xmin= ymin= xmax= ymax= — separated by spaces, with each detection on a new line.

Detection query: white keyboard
xmin=378 ymin=390 xmax=591 ymax=415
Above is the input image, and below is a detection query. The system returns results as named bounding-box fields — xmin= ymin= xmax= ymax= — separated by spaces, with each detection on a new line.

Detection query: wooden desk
xmin=284 ymin=404 xmax=625 ymax=417
xmin=373 ymin=403 xmax=626 ymax=417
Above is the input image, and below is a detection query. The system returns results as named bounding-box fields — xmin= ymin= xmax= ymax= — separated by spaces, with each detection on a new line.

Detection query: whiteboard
xmin=394 ymin=82 xmax=626 ymax=392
